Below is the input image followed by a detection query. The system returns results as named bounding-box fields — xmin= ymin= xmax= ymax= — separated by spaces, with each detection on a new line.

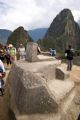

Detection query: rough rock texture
xmin=8 ymin=60 xmax=61 ymax=114
xmin=7 ymin=58 xmax=77 ymax=120
xmin=60 ymin=85 xmax=80 ymax=120
xmin=17 ymin=87 xmax=76 ymax=120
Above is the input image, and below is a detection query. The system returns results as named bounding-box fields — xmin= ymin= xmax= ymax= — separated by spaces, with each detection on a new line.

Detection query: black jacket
xmin=65 ymin=49 xmax=74 ymax=60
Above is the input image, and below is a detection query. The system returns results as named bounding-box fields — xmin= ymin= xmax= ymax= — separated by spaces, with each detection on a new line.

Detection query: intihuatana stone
xmin=8 ymin=61 xmax=74 ymax=114
xmin=8 ymin=60 xmax=61 ymax=114
xmin=7 ymin=59 xmax=78 ymax=120
xmin=26 ymin=42 xmax=38 ymax=62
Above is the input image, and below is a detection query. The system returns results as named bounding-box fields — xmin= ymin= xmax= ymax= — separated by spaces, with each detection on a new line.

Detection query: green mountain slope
xmin=7 ymin=26 xmax=33 ymax=48
xmin=41 ymin=9 xmax=80 ymax=52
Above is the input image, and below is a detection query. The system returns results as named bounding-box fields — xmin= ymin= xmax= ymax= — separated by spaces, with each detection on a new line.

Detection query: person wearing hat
xmin=8 ymin=44 xmax=17 ymax=62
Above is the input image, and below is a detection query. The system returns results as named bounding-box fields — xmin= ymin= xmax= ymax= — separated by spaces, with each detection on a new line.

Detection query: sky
xmin=0 ymin=0 xmax=80 ymax=31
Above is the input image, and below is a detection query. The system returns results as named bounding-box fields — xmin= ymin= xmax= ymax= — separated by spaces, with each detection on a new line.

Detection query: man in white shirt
xmin=18 ymin=44 xmax=26 ymax=60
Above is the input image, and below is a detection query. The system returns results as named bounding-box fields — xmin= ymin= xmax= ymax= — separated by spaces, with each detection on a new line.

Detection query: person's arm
xmin=0 ymin=60 xmax=5 ymax=73
xmin=37 ymin=46 xmax=41 ymax=54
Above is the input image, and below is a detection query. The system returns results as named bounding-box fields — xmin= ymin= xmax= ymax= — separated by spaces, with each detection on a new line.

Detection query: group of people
xmin=0 ymin=43 xmax=26 ymax=66
xmin=0 ymin=43 xmax=26 ymax=96
xmin=4 ymin=44 xmax=16 ymax=65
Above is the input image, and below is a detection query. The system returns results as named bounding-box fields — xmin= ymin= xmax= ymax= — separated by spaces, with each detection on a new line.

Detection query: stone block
xmin=56 ymin=67 xmax=70 ymax=80
xmin=7 ymin=60 xmax=77 ymax=120
xmin=48 ymin=80 xmax=74 ymax=104
xmin=8 ymin=61 xmax=60 ymax=114
xmin=26 ymin=42 xmax=38 ymax=62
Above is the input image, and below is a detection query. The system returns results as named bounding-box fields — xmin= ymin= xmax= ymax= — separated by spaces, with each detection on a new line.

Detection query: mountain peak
xmin=57 ymin=8 xmax=74 ymax=20
xmin=7 ymin=26 xmax=32 ymax=48
xmin=42 ymin=9 xmax=80 ymax=51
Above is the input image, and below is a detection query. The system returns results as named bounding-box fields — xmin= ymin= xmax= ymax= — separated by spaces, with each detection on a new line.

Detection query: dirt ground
xmin=0 ymin=64 xmax=12 ymax=120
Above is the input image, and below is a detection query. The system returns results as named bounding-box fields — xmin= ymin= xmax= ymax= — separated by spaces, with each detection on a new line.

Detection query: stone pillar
xmin=26 ymin=42 xmax=38 ymax=62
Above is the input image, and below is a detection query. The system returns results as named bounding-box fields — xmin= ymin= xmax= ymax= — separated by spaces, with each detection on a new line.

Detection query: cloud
xmin=0 ymin=0 xmax=80 ymax=30
xmin=0 ymin=2 xmax=11 ymax=15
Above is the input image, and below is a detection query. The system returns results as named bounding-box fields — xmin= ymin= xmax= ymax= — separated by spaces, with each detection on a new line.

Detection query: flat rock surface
xmin=48 ymin=80 xmax=75 ymax=104
xmin=70 ymin=66 xmax=80 ymax=83
xmin=37 ymin=55 xmax=56 ymax=60
xmin=60 ymin=64 xmax=80 ymax=83
xmin=16 ymin=59 xmax=61 ymax=73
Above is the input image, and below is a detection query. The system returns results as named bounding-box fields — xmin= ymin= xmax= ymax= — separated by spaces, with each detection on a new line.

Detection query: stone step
xmin=48 ymin=79 xmax=75 ymax=104
xmin=17 ymin=113 xmax=61 ymax=120
xmin=37 ymin=55 xmax=56 ymax=61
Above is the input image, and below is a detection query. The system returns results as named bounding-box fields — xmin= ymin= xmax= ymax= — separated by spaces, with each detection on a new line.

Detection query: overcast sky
xmin=0 ymin=0 xmax=80 ymax=31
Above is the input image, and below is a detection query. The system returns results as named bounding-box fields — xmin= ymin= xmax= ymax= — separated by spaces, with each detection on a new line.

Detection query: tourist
xmin=49 ymin=48 xmax=56 ymax=56
xmin=65 ymin=45 xmax=74 ymax=71
xmin=8 ymin=44 xmax=17 ymax=62
xmin=0 ymin=59 xmax=6 ymax=96
xmin=37 ymin=45 xmax=42 ymax=54
xmin=4 ymin=45 xmax=11 ymax=66
xmin=18 ymin=44 xmax=26 ymax=60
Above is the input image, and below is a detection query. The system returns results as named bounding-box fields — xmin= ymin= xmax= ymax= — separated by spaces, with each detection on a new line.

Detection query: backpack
xmin=66 ymin=49 xmax=73 ymax=60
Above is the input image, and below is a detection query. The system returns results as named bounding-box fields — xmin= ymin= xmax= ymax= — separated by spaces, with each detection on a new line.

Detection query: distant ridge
xmin=0 ymin=29 xmax=12 ymax=44
xmin=28 ymin=28 xmax=47 ymax=41
xmin=0 ymin=28 xmax=48 ymax=44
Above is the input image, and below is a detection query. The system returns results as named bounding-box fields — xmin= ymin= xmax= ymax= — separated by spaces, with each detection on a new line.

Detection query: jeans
xmin=67 ymin=60 xmax=73 ymax=71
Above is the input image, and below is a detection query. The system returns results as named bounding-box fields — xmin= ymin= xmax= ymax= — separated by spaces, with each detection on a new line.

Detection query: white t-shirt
xmin=18 ymin=47 xmax=25 ymax=55
xmin=0 ymin=60 xmax=5 ymax=72
xmin=0 ymin=80 xmax=2 ymax=88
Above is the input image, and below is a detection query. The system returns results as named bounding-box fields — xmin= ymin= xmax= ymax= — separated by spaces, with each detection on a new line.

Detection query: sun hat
xmin=8 ymin=44 xmax=13 ymax=48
